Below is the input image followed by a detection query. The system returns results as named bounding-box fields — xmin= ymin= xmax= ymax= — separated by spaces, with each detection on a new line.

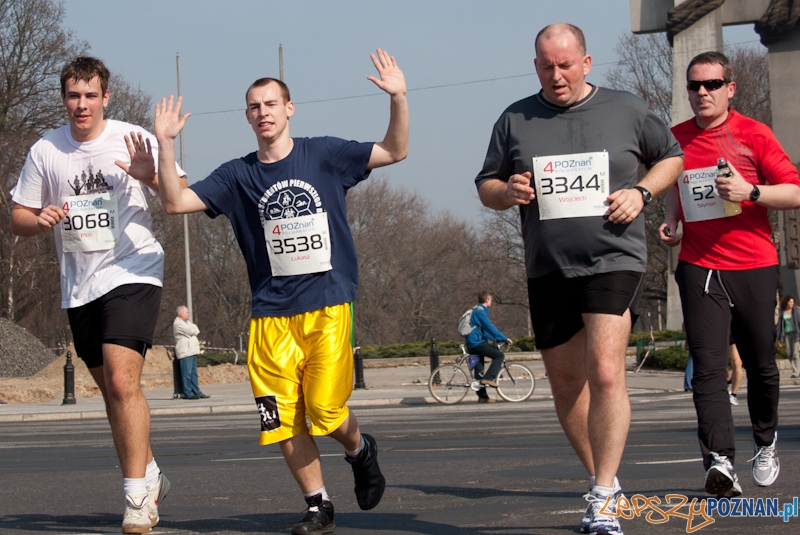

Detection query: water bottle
xmin=717 ymin=158 xmax=742 ymax=216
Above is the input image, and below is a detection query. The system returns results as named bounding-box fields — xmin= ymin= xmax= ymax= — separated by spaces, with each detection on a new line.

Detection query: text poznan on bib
xmin=264 ymin=212 xmax=332 ymax=276
xmin=59 ymin=192 xmax=120 ymax=252
xmin=533 ymin=151 xmax=609 ymax=220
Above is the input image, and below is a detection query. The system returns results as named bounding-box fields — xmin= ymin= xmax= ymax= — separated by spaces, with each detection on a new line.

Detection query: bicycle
xmin=428 ymin=343 xmax=535 ymax=404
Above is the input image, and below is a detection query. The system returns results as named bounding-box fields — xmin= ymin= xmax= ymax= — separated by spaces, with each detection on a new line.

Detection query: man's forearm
xmin=638 ymin=156 xmax=683 ymax=198
xmin=754 ymin=183 xmax=800 ymax=210
xmin=156 ymin=139 xmax=184 ymax=214
xmin=478 ymin=179 xmax=515 ymax=210
xmin=381 ymin=93 xmax=409 ymax=162
xmin=10 ymin=207 xmax=44 ymax=237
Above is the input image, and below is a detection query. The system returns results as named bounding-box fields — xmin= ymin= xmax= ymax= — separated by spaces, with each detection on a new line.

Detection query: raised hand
xmin=367 ymin=48 xmax=406 ymax=97
xmin=155 ymin=95 xmax=191 ymax=142
xmin=115 ymin=132 xmax=156 ymax=186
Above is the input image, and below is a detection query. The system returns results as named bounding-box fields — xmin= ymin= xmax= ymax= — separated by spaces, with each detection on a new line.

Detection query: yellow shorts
xmin=248 ymin=303 xmax=353 ymax=445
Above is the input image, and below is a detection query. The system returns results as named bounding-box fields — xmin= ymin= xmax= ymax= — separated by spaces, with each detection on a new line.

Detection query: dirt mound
xmin=0 ymin=346 xmax=248 ymax=403
xmin=0 ymin=317 xmax=58 ymax=378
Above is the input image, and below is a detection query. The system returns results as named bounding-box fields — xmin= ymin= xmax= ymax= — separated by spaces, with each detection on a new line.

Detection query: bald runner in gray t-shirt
xmin=476 ymin=85 xmax=682 ymax=279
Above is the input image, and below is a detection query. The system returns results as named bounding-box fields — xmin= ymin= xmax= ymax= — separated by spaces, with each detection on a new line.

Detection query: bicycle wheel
xmin=428 ymin=365 xmax=470 ymax=404
xmin=497 ymin=363 xmax=535 ymax=402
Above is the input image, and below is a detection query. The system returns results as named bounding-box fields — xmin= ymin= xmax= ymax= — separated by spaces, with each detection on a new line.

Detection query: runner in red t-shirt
xmin=660 ymin=51 xmax=800 ymax=499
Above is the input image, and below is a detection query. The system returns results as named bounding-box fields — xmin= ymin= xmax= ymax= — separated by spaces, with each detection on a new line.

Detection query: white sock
xmin=345 ymin=436 xmax=366 ymax=458
xmin=145 ymin=458 xmax=160 ymax=488
xmin=592 ymin=484 xmax=616 ymax=497
xmin=589 ymin=476 xmax=620 ymax=492
xmin=123 ymin=477 xmax=148 ymax=497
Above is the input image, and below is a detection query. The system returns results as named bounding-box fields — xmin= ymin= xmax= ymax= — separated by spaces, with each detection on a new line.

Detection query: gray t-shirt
xmin=476 ymin=86 xmax=682 ymax=279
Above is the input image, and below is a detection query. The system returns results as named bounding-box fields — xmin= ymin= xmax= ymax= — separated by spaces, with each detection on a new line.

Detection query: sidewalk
xmin=0 ymin=354 xmax=656 ymax=423
xmin=2 ymin=353 xmax=795 ymax=423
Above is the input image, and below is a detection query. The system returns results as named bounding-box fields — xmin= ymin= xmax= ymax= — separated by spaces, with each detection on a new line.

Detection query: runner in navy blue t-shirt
xmin=135 ymin=48 xmax=408 ymax=535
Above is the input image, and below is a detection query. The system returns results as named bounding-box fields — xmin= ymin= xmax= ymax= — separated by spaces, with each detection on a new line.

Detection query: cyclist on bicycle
xmin=465 ymin=291 xmax=514 ymax=403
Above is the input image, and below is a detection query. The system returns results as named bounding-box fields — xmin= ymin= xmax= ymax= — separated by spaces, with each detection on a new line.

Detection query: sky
xmin=62 ymin=0 xmax=763 ymax=219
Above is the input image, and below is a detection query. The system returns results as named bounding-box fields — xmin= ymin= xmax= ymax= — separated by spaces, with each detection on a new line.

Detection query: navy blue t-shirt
xmin=190 ymin=137 xmax=373 ymax=318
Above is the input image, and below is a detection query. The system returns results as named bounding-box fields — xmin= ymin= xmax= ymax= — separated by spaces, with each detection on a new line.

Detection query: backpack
xmin=457 ymin=306 xmax=478 ymax=337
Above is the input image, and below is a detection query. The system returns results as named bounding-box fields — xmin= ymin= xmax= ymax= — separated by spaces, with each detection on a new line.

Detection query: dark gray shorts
xmin=67 ymin=283 xmax=161 ymax=368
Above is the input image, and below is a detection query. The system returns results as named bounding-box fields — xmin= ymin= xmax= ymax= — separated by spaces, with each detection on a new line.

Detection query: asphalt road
xmin=2 ymin=386 xmax=800 ymax=535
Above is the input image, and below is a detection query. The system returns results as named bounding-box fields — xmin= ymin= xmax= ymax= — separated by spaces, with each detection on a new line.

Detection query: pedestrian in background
xmin=776 ymin=295 xmax=800 ymax=378
xmin=173 ymin=306 xmax=209 ymax=400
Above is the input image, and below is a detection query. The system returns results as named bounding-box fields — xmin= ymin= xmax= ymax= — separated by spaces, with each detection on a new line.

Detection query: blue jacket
xmin=465 ymin=303 xmax=507 ymax=349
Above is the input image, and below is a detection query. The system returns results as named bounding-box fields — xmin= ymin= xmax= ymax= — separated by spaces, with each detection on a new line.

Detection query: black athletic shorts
xmin=528 ymin=271 xmax=643 ymax=350
xmin=66 ymin=283 xmax=162 ymax=368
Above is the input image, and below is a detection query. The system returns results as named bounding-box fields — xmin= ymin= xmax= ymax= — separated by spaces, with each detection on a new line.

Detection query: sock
xmin=145 ymin=458 xmax=160 ymax=488
xmin=591 ymin=484 xmax=616 ymax=497
xmin=345 ymin=436 xmax=366 ymax=458
xmin=303 ymin=487 xmax=329 ymax=510
xmin=123 ymin=477 xmax=148 ymax=498
xmin=589 ymin=476 xmax=620 ymax=492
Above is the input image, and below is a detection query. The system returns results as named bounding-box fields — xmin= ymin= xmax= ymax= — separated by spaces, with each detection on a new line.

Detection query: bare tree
xmin=346 ymin=178 xmax=530 ymax=345
xmin=0 ymin=0 xmax=161 ymax=347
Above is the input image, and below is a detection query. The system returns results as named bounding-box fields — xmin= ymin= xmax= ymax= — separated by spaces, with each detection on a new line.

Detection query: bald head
xmin=535 ymin=23 xmax=587 ymax=57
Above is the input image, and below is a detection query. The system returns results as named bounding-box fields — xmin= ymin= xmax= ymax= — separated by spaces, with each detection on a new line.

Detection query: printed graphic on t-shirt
xmin=255 ymin=395 xmax=281 ymax=431
xmin=68 ymin=163 xmax=113 ymax=196
xmin=257 ymin=179 xmax=332 ymax=277
xmin=59 ymin=163 xmax=119 ymax=253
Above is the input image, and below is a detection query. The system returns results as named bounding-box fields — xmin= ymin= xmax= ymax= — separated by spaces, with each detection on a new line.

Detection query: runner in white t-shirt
xmin=10 ymin=56 xmax=185 ymax=534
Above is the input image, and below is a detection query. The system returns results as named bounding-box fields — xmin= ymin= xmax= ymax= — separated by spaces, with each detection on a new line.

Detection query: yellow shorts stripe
xmin=248 ymin=303 xmax=353 ymax=445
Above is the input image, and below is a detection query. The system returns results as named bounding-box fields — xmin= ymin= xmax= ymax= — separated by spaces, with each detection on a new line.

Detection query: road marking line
xmin=212 ymin=453 xmax=341 ymax=462
xmin=635 ymin=458 xmax=702 ymax=465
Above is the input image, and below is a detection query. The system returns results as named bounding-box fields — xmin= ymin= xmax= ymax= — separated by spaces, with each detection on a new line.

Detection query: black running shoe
xmin=345 ymin=433 xmax=386 ymax=510
xmin=291 ymin=495 xmax=335 ymax=535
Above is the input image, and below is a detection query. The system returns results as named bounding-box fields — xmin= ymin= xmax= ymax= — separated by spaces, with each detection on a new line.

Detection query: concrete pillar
xmin=670 ymin=1 xmax=724 ymax=126
xmin=768 ymin=24 xmax=800 ymax=298
xmin=665 ymin=1 xmax=724 ymax=330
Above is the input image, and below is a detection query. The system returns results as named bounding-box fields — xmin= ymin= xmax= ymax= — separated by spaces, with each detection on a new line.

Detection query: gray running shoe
xmin=704 ymin=452 xmax=742 ymax=498
xmin=146 ymin=472 xmax=170 ymax=527
xmin=749 ymin=433 xmax=780 ymax=487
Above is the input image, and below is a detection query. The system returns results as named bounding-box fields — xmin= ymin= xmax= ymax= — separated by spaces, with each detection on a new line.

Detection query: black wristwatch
xmin=750 ymin=185 xmax=761 ymax=202
xmin=633 ymin=186 xmax=652 ymax=205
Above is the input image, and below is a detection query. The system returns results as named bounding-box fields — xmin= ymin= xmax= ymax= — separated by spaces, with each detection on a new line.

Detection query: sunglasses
xmin=686 ymin=79 xmax=728 ymax=92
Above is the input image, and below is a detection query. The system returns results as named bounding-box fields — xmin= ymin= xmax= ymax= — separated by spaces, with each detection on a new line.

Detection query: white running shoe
xmin=581 ymin=481 xmax=623 ymax=533
xmin=122 ymin=494 xmax=151 ymax=534
xmin=147 ymin=472 xmax=171 ymax=527
xmin=704 ymin=452 xmax=742 ymax=498
xmin=749 ymin=433 xmax=780 ymax=487
xmin=729 ymin=393 xmax=739 ymax=406
xmin=583 ymin=491 xmax=624 ymax=535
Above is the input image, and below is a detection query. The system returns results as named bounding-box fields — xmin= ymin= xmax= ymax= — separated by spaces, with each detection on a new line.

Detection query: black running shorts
xmin=66 ymin=283 xmax=162 ymax=368
xmin=528 ymin=271 xmax=643 ymax=349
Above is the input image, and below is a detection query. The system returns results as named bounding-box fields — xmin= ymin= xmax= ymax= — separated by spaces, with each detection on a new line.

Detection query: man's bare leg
xmin=280 ymin=413 xmax=362 ymax=493
xmin=542 ymin=328 xmax=595 ymax=476
xmin=280 ymin=433 xmax=325 ymax=493
xmin=582 ymin=311 xmax=631 ymax=488
xmin=87 ymin=344 xmax=151 ymax=478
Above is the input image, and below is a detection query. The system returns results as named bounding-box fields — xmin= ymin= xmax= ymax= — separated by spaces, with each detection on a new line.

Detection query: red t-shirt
xmin=672 ymin=110 xmax=800 ymax=270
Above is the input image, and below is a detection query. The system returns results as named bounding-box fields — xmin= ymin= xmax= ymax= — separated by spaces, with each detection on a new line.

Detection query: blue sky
xmin=63 ymin=0 xmax=762 ymax=217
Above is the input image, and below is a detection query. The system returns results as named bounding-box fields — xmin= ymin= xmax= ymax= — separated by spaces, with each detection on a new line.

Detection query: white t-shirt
xmin=12 ymin=120 xmax=182 ymax=309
